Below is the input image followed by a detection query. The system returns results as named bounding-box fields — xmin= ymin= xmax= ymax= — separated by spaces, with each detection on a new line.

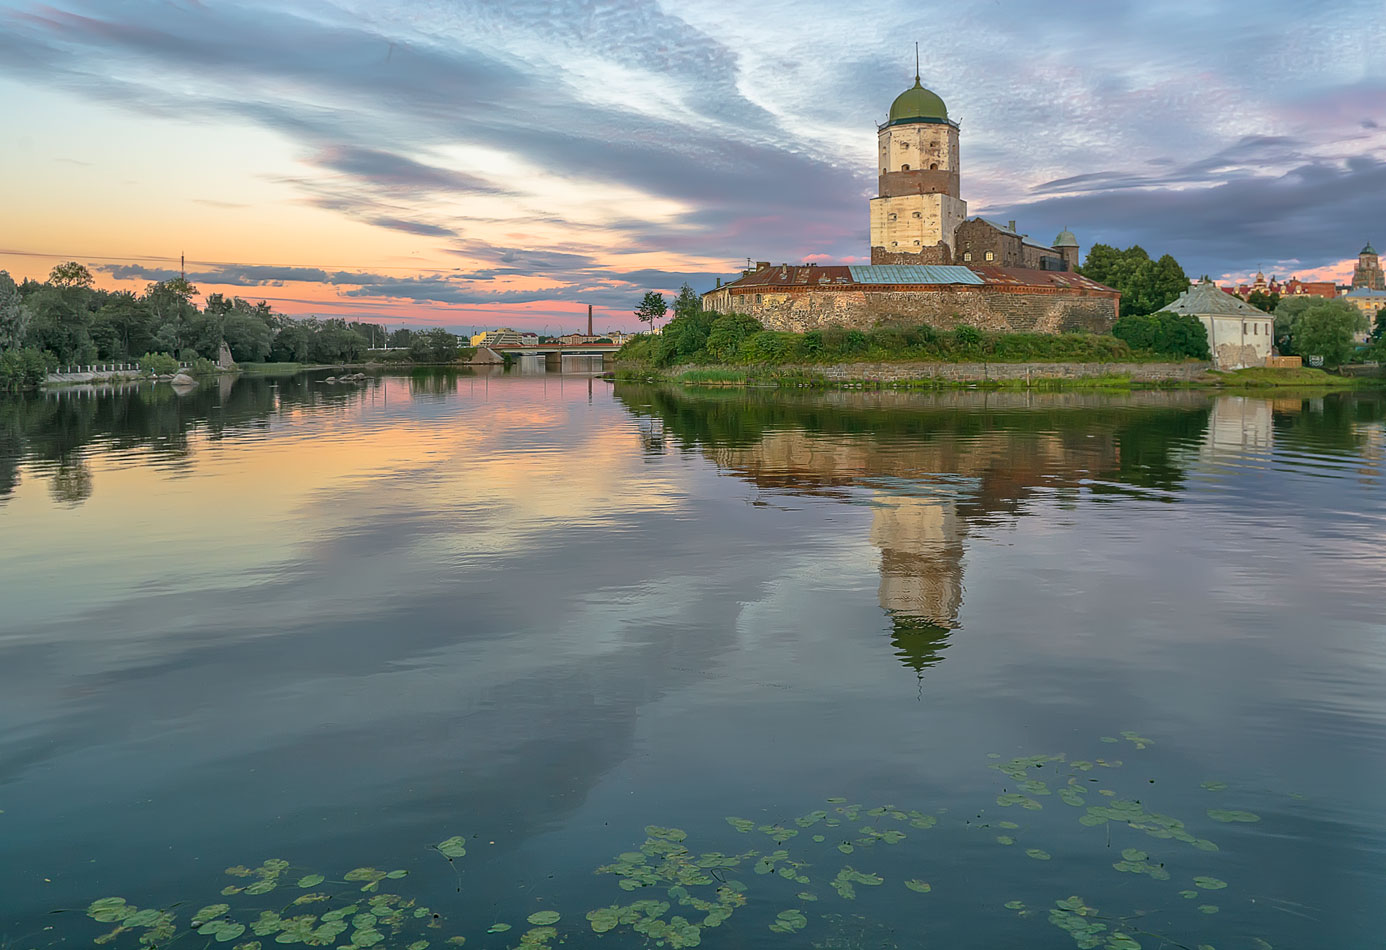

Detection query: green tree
xmin=635 ymin=291 xmax=668 ymax=331
xmin=704 ymin=312 xmax=763 ymax=362
xmin=1077 ymin=244 xmax=1189 ymax=317
xmin=672 ymin=283 xmax=701 ymax=320
xmin=0 ymin=270 xmax=32 ymax=350
xmin=1274 ymin=297 xmax=1367 ymax=366
xmin=408 ymin=327 xmax=459 ymax=362
xmin=1371 ymin=306 xmax=1386 ymax=343
xmin=1246 ymin=290 xmax=1280 ymax=313
xmin=48 ymin=261 xmax=94 ymax=289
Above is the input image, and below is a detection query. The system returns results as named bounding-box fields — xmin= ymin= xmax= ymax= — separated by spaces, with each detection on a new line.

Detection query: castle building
xmin=1352 ymin=242 xmax=1384 ymax=291
xmin=703 ymin=67 xmax=1117 ymax=333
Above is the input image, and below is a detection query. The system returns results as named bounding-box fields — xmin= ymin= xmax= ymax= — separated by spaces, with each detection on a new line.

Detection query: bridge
xmin=489 ymin=343 xmax=623 ymax=356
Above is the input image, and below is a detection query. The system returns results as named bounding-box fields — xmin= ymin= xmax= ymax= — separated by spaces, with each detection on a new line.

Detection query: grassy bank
xmin=1211 ymin=367 xmax=1365 ymax=389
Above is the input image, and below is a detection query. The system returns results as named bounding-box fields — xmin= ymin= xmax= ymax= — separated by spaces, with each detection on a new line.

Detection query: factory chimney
xmin=587 ymin=304 xmax=593 ymax=338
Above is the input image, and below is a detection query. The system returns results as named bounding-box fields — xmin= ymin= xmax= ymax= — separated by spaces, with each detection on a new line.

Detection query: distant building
xmin=1351 ymin=242 xmax=1384 ymax=291
xmin=519 ymin=332 xmax=540 ymax=346
xmin=954 ymin=218 xmax=1077 ymax=271
xmin=470 ymin=328 xmax=526 ymax=347
xmin=1159 ymin=279 xmax=1273 ymax=370
xmin=1221 ymin=272 xmax=1338 ymax=300
xmin=1342 ymin=286 xmax=1386 ymax=324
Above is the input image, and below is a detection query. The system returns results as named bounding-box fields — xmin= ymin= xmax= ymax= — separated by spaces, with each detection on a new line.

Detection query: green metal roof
xmin=1053 ymin=229 xmax=1078 ymax=247
xmin=1362 ymin=241 xmax=1377 ymax=255
xmin=887 ymin=78 xmax=949 ymax=126
xmin=848 ymin=264 xmax=982 ymax=285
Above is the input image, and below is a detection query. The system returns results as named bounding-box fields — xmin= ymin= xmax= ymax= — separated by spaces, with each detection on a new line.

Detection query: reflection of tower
xmin=869 ymin=493 xmax=965 ymax=674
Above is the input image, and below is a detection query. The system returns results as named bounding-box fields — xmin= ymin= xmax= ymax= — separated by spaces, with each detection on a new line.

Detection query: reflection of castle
xmin=698 ymin=417 xmax=1120 ymax=677
xmin=1202 ymin=396 xmax=1273 ymax=458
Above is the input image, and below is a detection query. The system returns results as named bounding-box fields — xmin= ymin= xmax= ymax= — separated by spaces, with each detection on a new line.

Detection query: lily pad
xmin=725 ymin=818 xmax=753 ymax=833
xmin=587 ymin=908 xmax=620 ymax=934
xmin=1199 ymin=904 xmax=1219 ymax=914
xmin=1208 ymin=809 xmax=1260 ymax=823
xmin=1193 ymin=876 xmax=1227 ymax=890
xmin=1004 ymin=900 xmax=1025 ymax=910
xmin=1179 ymin=890 xmax=1198 ymax=899
xmin=297 ymin=875 xmax=325 ymax=888
xmin=435 ymin=837 xmax=467 ymax=859
xmin=995 ymin=835 xmax=1014 ymax=845
xmin=1025 ymin=848 xmax=1052 ymax=861
xmin=526 ymin=912 xmax=560 ymax=926
xmin=904 ymin=879 xmax=931 ymax=893
xmin=485 ymin=924 xmax=511 ymax=934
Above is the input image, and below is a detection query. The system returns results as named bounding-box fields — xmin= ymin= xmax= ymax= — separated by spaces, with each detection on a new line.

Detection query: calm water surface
xmin=2 ymin=370 xmax=1385 ymax=949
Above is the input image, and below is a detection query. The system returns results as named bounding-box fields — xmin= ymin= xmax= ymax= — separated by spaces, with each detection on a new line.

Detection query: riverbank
xmin=613 ymin=359 xmax=1377 ymax=391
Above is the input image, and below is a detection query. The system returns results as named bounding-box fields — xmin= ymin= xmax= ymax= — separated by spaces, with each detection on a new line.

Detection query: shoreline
xmin=612 ymin=359 xmax=1382 ymax=392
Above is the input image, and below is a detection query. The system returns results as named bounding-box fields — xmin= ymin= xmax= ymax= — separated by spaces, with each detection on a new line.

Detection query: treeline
xmin=0 ymin=261 xmax=463 ymax=372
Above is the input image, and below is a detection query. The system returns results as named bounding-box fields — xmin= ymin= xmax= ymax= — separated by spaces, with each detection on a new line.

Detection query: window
xmin=985 ymin=251 xmax=995 ymax=262
xmin=1243 ymin=322 xmax=1247 ymax=334
xmin=914 ymin=240 xmax=920 ymax=245
xmin=882 ymin=168 xmax=887 ymax=175
xmin=755 ymin=295 xmax=762 ymax=306
xmin=929 ymin=163 xmax=938 ymax=170
xmin=891 ymin=241 xmax=898 ymax=247
xmin=1254 ymin=323 xmax=1259 ymax=335
xmin=901 ymin=164 xmax=910 ymax=171
xmin=912 ymin=211 xmax=921 ymax=218
xmin=963 ymin=252 xmax=972 ymax=262
xmin=889 ymin=213 xmax=897 ymax=220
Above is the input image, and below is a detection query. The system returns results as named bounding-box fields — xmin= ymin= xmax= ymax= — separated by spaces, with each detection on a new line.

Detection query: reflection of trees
xmin=0 ymin=374 xmax=378 ymax=505
xmin=612 ymin=384 xmax=1224 ymax=680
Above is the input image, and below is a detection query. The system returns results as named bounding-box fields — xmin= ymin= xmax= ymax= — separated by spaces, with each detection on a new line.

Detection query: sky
xmin=1 ymin=0 xmax=1383 ymax=334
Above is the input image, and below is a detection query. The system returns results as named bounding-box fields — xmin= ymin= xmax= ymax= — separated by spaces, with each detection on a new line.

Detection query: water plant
xmin=66 ymin=734 xmax=1282 ymax=950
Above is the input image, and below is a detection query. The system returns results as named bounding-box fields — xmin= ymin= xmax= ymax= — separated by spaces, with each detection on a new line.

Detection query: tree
xmin=0 ymin=270 xmax=32 ymax=350
xmin=1112 ymin=312 xmax=1210 ymax=359
xmin=672 ymin=283 xmax=701 ymax=320
xmin=408 ymin=328 xmax=459 ymax=362
xmin=1274 ymin=297 xmax=1367 ymax=366
xmin=1372 ymin=306 xmax=1386 ymax=343
xmin=49 ymin=261 xmax=94 ymax=289
xmin=635 ymin=291 xmax=667 ymax=331
xmin=1077 ymin=244 xmax=1189 ymax=317
xmin=705 ymin=312 xmax=763 ymax=362
xmin=1246 ymin=290 xmax=1280 ymax=313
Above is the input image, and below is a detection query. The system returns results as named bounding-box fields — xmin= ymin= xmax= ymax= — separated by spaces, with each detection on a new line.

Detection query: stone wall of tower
xmin=877 ymin=122 xmax=960 ymax=197
xmin=869 ymin=193 xmax=967 ymax=263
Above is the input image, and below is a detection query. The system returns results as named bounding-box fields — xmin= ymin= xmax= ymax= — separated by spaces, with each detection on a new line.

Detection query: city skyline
xmin=2 ymin=0 xmax=1383 ymax=331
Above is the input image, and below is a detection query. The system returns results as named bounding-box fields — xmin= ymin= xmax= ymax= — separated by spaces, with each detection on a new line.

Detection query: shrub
xmin=953 ymin=326 xmax=984 ymax=347
xmin=705 ymin=312 xmax=763 ymax=362
xmin=843 ymin=330 xmax=868 ymax=354
xmin=0 ymin=347 xmax=52 ymax=391
xmin=1112 ymin=312 xmax=1209 ymax=359
xmin=801 ymin=331 xmax=823 ymax=355
xmin=138 ymin=352 xmax=180 ymax=375
xmin=739 ymin=331 xmax=795 ymax=363
xmin=186 ymin=357 xmax=219 ymax=376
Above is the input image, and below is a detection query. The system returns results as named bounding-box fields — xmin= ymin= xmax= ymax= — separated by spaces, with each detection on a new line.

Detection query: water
xmin=2 ymin=370 xmax=1385 ymax=949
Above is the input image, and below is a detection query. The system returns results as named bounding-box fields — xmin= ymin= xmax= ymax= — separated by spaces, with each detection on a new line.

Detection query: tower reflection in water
xmin=613 ymin=386 xmax=1237 ymax=680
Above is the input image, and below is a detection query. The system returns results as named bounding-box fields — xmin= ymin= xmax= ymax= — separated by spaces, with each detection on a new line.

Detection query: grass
xmin=1213 ymin=367 xmax=1364 ymax=388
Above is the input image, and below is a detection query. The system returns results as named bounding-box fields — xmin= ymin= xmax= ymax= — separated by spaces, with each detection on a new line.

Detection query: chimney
xmin=716 ymin=277 xmax=722 ymax=288
xmin=1008 ymin=220 xmax=1016 ymax=232
xmin=756 ymin=261 xmax=770 ymax=270
xmin=587 ymin=304 xmax=593 ymax=337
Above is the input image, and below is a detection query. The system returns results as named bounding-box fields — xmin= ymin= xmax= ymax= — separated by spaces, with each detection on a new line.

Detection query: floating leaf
xmin=1059 ymin=787 xmax=1085 ymax=807
xmin=1100 ymin=737 xmax=1119 ymax=743
xmin=1207 ymin=809 xmax=1260 ymax=823
xmin=485 ymin=924 xmax=510 ymax=934
xmin=408 ymin=942 xmax=429 ymax=950
xmin=88 ymin=899 xmax=134 ymax=924
xmin=797 ymin=892 xmax=817 ymax=902
xmin=825 ymin=797 xmax=847 ymax=804
xmin=1003 ymin=900 xmax=1025 ymax=911
xmin=769 ymin=909 xmax=807 ymax=934
xmin=435 ymin=837 xmax=467 ymax=859
xmin=386 ymin=870 xmax=408 ymax=880
xmin=997 ymin=821 xmax=1019 ymax=830
xmin=526 ymin=912 xmax=560 ymax=926
xmin=1192 ymin=838 xmax=1220 ymax=852
xmin=1179 ymin=890 xmax=1198 ymax=899
xmin=193 ymin=905 xmax=231 ymax=927
xmin=586 ymin=908 xmax=619 ymax=934
xmin=904 ymin=879 xmax=931 ymax=893
xmin=995 ymin=835 xmax=1014 ymax=846
xmin=1193 ymin=876 xmax=1227 ymax=890
xmin=1025 ymin=849 xmax=1051 ymax=861
xmin=725 ymin=818 xmax=753 ymax=833
xmin=245 ymin=881 xmax=277 ymax=896
xmin=1201 ymin=781 xmax=1228 ymax=791
xmin=837 ymin=843 xmax=854 ymax=854
xmin=811 ymin=835 xmax=825 ymax=843
xmin=1120 ymin=848 xmax=1147 ymax=862
xmin=1199 ymin=904 xmax=1219 ymax=914
xmin=297 ymin=876 xmax=325 ymax=889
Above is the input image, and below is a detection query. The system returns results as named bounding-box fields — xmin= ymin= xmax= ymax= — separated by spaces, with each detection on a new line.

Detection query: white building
xmin=469 ymin=328 xmax=527 ymax=347
xmin=1158 ymin=280 xmax=1273 ymax=370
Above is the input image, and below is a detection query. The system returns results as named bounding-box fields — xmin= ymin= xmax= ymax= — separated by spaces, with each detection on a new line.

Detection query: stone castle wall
xmin=738 ymin=286 xmax=1117 ymax=335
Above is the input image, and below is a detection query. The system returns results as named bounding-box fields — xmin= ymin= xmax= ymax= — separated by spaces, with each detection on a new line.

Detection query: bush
xmin=186 ymin=357 xmax=218 ymax=376
xmin=1112 ymin=312 xmax=1210 ymax=359
xmin=739 ymin=331 xmax=795 ymax=363
xmin=801 ymin=331 xmax=823 ymax=355
xmin=0 ymin=347 xmax=52 ymax=391
xmin=705 ymin=312 xmax=763 ymax=362
xmin=953 ymin=325 xmax=984 ymax=347
xmin=843 ymin=330 xmax=868 ymax=354
xmin=138 ymin=352 xmax=180 ymax=375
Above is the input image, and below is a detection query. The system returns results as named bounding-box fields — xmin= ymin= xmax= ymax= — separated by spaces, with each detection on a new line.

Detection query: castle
xmin=703 ymin=67 xmax=1117 ymax=334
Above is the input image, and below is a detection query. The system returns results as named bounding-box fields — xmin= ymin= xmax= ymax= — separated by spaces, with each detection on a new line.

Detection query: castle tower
xmin=1053 ymin=227 xmax=1080 ymax=271
xmin=1352 ymin=241 xmax=1384 ymax=291
xmin=869 ymin=67 xmax=967 ymax=265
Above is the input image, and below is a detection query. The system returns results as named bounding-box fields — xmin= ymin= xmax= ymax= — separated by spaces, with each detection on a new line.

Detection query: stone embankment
xmin=670 ymin=360 xmax=1211 ymax=384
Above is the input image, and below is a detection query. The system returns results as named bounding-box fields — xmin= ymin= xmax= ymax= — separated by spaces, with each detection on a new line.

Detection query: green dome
xmin=888 ymin=78 xmax=949 ymax=125
xmin=1362 ymin=241 xmax=1377 ymax=256
xmin=1053 ymin=228 xmax=1078 ymax=248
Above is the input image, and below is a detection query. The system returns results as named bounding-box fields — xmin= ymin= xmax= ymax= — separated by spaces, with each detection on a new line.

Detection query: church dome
xmin=888 ymin=78 xmax=949 ymax=125
xmin=1053 ymin=228 xmax=1078 ymax=247
xmin=1363 ymin=241 xmax=1377 ymax=256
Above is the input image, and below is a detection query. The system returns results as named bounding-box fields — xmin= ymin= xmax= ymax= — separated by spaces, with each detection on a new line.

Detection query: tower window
xmin=985 ymin=251 xmax=995 ymax=262
xmin=929 ymin=163 xmax=938 ymax=170
xmin=891 ymin=242 xmax=898 ymax=247
xmin=889 ymin=213 xmax=897 ymax=220
xmin=901 ymin=164 xmax=910 ymax=171
xmin=912 ymin=211 xmax=921 ymax=218
xmin=963 ymin=252 xmax=972 ymax=262
xmin=914 ymin=240 xmax=920 ymax=245
xmin=882 ymin=168 xmax=887 ymax=175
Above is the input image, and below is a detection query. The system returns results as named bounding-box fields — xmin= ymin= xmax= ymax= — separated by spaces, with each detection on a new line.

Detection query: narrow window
xmin=929 ymin=163 xmax=938 ymax=170
xmin=1243 ymin=322 xmax=1247 ymax=334
xmin=914 ymin=240 xmax=920 ymax=245
xmin=985 ymin=251 xmax=995 ymax=262
xmin=901 ymin=164 xmax=910 ymax=171
xmin=963 ymin=252 xmax=972 ymax=262
xmin=913 ymin=211 xmax=921 ymax=218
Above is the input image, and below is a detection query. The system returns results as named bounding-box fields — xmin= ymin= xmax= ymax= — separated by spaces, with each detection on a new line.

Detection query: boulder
xmin=169 ymin=373 xmax=198 ymax=387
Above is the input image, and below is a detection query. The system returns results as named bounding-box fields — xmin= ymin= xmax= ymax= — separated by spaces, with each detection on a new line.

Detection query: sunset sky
xmin=1 ymin=0 xmax=1383 ymax=333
